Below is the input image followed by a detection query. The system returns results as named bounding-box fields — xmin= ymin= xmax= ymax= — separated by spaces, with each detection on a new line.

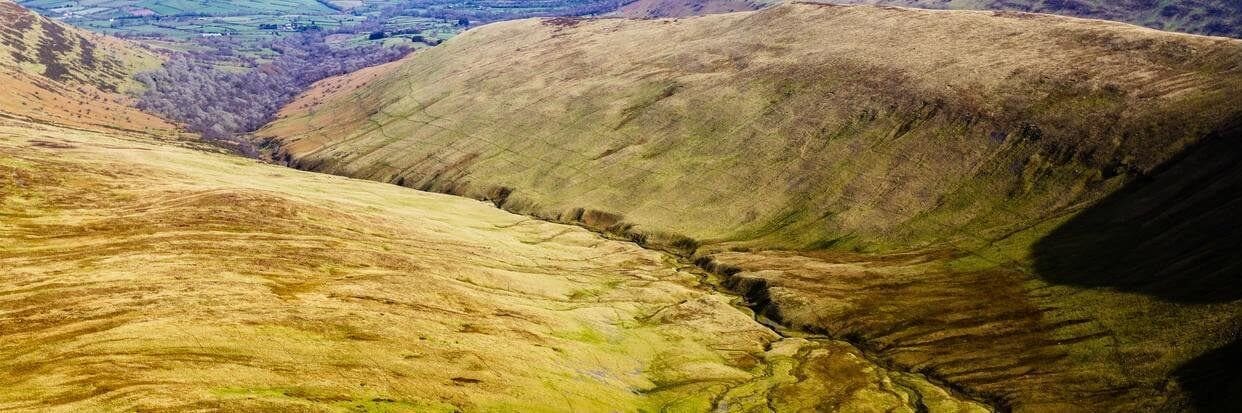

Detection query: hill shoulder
xmin=0 ymin=0 xmax=174 ymax=133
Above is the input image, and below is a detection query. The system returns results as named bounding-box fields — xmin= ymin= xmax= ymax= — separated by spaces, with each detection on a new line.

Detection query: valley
xmin=1 ymin=0 xmax=1240 ymax=411
xmin=258 ymin=3 xmax=1242 ymax=411
xmin=0 ymin=116 xmax=985 ymax=411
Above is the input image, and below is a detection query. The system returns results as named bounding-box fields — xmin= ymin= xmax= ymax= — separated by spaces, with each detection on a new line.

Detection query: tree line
xmin=134 ymin=32 xmax=409 ymax=152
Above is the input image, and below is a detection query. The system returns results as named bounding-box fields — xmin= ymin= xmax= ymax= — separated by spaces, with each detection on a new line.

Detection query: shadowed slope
xmin=1174 ymin=338 xmax=1242 ymax=412
xmin=699 ymin=243 xmax=1241 ymax=411
xmin=1031 ymin=125 xmax=1242 ymax=303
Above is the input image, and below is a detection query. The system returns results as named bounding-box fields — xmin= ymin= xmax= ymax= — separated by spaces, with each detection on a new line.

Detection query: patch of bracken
xmin=542 ymin=17 xmax=581 ymax=27
xmin=36 ymin=18 xmax=72 ymax=82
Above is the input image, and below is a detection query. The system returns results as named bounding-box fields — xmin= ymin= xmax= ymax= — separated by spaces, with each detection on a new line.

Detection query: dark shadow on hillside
xmin=1030 ymin=126 xmax=1242 ymax=303
xmin=1173 ymin=339 xmax=1242 ymax=412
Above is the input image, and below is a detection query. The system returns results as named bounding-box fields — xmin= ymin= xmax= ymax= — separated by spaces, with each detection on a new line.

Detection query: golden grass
xmin=0 ymin=70 xmax=174 ymax=133
xmin=257 ymin=4 xmax=1242 ymax=410
xmin=0 ymin=118 xmax=988 ymax=411
xmin=822 ymin=0 xmax=1242 ymax=38
xmin=606 ymin=0 xmax=768 ymax=18
xmin=260 ymin=3 xmax=1242 ymax=253
xmin=0 ymin=0 xmax=161 ymax=91
xmin=0 ymin=0 xmax=174 ymax=134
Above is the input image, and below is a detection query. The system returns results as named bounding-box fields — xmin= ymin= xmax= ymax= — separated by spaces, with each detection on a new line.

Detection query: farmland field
xmin=18 ymin=0 xmax=629 ymax=50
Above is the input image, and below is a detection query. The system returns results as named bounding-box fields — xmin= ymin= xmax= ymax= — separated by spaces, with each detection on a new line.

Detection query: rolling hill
xmin=259 ymin=3 xmax=1242 ymax=257
xmin=829 ymin=0 xmax=1242 ymax=38
xmin=258 ymin=4 xmax=1242 ymax=411
xmin=609 ymin=0 xmax=768 ymax=18
xmin=0 ymin=0 xmax=173 ymax=132
xmin=0 ymin=1 xmax=996 ymax=410
xmin=1 ymin=116 xmax=994 ymax=411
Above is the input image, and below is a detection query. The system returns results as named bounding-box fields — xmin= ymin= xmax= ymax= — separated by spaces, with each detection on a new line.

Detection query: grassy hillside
xmin=0 ymin=118 xmax=991 ymax=411
xmin=609 ymin=0 xmax=768 ymax=18
xmin=259 ymin=4 xmax=1242 ymax=410
xmin=828 ymin=0 xmax=1242 ymax=38
xmin=0 ymin=5 xmax=990 ymax=405
xmin=0 ymin=0 xmax=173 ymax=132
xmin=260 ymin=3 xmax=1242 ymax=256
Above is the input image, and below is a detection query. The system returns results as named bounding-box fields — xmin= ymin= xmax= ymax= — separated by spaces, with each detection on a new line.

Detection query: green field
xmin=22 ymin=0 xmax=338 ymax=17
xmin=17 ymin=0 xmax=463 ymax=61
xmin=18 ymin=0 xmax=624 ymax=59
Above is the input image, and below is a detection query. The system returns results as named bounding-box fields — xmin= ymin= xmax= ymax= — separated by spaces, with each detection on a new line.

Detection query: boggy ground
xmin=0 ymin=119 xmax=989 ymax=412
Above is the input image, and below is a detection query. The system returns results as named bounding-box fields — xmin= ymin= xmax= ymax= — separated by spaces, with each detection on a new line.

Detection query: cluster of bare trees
xmin=134 ymin=32 xmax=409 ymax=146
xmin=130 ymin=0 xmax=635 ymax=152
xmin=391 ymin=0 xmax=634 ymax=23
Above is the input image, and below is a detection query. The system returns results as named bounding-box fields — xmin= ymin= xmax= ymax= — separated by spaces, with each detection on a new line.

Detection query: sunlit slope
xmin=259 ymin=5 xmax=1242 ymax=411
xmin=260 ymin=3 xmax=1242 ymax=257
xmin=609 ymin=0 xmax=767 ymax=18
xmin=0 ymin=118 xmax=987 ymax=412
xmin=827 ymin=0 xmax=1242 ymax=38
xmin=0 ymin=0 xmax=172 ymax=132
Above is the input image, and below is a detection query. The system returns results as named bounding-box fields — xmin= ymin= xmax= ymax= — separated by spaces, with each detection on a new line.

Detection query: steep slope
xmin=259 ymin=4 xmax=1242 ymax=411
xmin=261 ymin=3 xmax=1242 ymax=255
xmin=0 ymin=0 xmax=173 ymax=132
xmin=0 ymin=118 xmax=990 ymax=411
xmin=828 ymin=0 xmax=1242 ymax=38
